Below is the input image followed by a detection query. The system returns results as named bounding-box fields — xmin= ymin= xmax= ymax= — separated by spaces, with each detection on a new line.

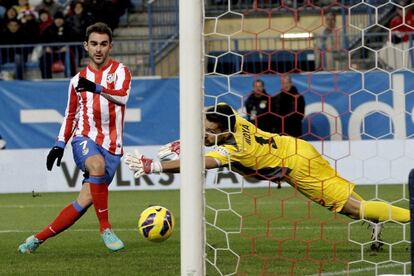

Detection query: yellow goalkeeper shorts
xmin=284 ymin=138 xmax=355 ymax=213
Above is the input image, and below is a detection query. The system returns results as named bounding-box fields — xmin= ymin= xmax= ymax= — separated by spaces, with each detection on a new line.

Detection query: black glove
xmin=391 ymin=34 xmax=403 ymax=44
xmin=75 ymin=77 xmax=102 ymax=93
xmin=46 ymin=146 xmax=64 ymax=171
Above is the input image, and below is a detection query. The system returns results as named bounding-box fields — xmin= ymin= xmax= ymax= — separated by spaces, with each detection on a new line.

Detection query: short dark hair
xmin=254 ymin=79 xmax=265 ymax=86
xmin=85 ymin=22 xmax=112 ymax=42
xmin=205 ymin=104 xmax=236 ymax=132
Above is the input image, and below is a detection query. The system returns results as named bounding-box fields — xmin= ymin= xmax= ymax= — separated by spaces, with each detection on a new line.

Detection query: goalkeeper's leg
xmin=360 ymin=200 xmax=410 ymax=222
xmin=346 ymin=191 xmax=410 ymax=222
xmin=342 ymin=191 xmax=410 ymax=223
xmin=342 ymin=191 xmax=410 ymax=251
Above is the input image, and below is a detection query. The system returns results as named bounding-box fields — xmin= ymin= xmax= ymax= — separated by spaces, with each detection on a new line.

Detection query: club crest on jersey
xmin=106 ymin=73 xmax=115 ymax=84
xmin=82 ymin=148 xmax=89 ymax=156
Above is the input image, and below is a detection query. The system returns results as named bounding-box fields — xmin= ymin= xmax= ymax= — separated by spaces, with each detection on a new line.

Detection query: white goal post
xmin=179 ymin=0 xmax=205 ymax=275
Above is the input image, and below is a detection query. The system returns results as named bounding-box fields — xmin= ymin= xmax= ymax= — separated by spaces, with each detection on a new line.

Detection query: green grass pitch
xmin=0 ymin=185 xmax=410 ymax=275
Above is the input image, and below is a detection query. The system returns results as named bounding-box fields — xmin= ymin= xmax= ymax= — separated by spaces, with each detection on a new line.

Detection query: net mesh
xmin=202 ymin=1 xmax=411 ymax=275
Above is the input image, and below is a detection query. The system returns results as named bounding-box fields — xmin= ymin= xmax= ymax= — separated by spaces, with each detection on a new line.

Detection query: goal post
xmin=179 ymin=0 xmax=205 ymax=275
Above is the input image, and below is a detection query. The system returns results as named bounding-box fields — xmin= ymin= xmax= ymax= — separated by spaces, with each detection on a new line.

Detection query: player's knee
xmin=85 ymin=155 xmax=106 ymax=175
xmin=342 ymin=196 xmax=362 ymax=219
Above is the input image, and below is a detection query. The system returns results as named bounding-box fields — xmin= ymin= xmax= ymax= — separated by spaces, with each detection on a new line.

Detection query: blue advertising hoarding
xmin=0 ymin=71 xmax=413 ymax=149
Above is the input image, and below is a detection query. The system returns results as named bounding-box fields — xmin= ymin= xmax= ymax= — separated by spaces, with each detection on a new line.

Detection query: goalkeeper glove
xmin=75 ymin=77 xmax=102 ymax=93
xmin=124 ymin=150 xmax=162 ymax=178
xmin=46 ymin=146 xmax=64 ymax=171
xmin=157 ymin=140 xmax=180 ymax=161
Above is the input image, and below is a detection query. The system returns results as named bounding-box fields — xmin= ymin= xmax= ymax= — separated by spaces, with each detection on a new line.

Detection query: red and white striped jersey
xmin=57 ymin=59 xmax=132 ymax=155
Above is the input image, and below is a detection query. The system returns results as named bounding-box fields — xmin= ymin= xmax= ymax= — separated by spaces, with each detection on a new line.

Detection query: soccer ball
xmin=137 ymin=205 xmax=175 ymax=242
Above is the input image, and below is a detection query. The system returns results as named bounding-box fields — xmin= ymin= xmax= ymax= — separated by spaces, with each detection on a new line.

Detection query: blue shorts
xmin=71 ymin=136 xmax=121 ymax=185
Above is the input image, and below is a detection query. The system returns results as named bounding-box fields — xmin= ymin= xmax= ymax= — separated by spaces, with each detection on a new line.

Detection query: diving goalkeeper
xmin=124 ymin=103 xmax=410 ymax=251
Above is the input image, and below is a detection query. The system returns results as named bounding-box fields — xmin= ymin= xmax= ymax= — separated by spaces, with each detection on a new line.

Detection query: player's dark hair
xmin=254 ymin=79 xmax=265 ymax=87
xmin=85 ymin=22 xmax=112 ymax=42
xmin=206 ymin=104 xmax=236 ymax=132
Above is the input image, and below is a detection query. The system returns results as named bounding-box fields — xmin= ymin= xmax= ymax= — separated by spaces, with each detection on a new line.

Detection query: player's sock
xmin=360 ymin=201 xmax=410 ymax=223
xmin=88 ymin=175 xmax=111 ymax=233
xmin=35 ymin=201 xmax=88 ymax=241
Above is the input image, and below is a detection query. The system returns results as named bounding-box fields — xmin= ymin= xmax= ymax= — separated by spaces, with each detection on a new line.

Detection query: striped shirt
xmin=57 ymin=59 xmax=132 ymax=155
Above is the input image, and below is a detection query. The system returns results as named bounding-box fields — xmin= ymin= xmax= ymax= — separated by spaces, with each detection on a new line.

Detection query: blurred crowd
xmin=0 ymin=0 xmax=131 ymax=79
xmin=0 ymin=0 xmax=131 ymax=43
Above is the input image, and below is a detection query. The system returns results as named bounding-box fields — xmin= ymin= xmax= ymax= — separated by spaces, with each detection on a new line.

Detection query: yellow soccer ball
xmin=137 ymin=205 xmax=175 ymax=242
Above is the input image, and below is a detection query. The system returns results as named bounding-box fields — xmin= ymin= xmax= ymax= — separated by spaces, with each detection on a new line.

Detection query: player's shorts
xmin=71 ymin=136 xmax=121 ymax=185
xmin=283 ymin=137 xmax=355 ymax=213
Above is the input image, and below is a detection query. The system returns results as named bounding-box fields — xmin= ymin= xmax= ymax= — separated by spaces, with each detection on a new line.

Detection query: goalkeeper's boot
xmin=101 ymin=228 xmax=124 ymax=251
xmin=18 ymin=235 xmax=42 ymax=254
xmin=369 ymin=222 xmax=384 ymax=252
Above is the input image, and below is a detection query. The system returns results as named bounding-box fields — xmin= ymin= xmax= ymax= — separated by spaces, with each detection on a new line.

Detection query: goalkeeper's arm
xmin=160 ymin=157 xmax=220 ymax=173
xmin=124 ymin=150 xmax=220 ymax=178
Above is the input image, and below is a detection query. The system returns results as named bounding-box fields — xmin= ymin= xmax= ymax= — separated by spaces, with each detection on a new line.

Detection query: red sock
xmin=89 ymin=183 xmax=111 ymax=232
xmin=35 ymin=202 xmax=83 ymax=241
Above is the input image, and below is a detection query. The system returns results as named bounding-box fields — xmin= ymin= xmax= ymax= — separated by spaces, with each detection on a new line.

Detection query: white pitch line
xmin=0 ymin=200 xmax=340 ymax=209
xmin=0 ymin=226 xmax=330 ymax=234
xmin=0 ymin=224 xmax=405 ymax=234
xmin=307 ymin=263 xmax=408 ymax=276
xmin=0 ymin=228 xmax=137 ymax=234
xmin=0 ymin=204 xmax=64 ymax=208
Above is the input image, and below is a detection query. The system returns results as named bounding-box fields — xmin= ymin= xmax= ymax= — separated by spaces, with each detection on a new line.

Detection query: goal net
xmin=183 ymin=0 xmax=413 ymax=275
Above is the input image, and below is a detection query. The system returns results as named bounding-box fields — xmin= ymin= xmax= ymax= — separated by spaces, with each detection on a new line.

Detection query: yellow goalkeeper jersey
xmin=206 ymin=112 xmax=355 ymax=212
xmin=206 ymin=113 xmax=292 ymax=180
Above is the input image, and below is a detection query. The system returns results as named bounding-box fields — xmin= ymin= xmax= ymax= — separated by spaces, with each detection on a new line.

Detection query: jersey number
xmin=255 ymin=135 xmax=277 ymax=149
xmin=80 ymin=140 xmax=88 ymax=151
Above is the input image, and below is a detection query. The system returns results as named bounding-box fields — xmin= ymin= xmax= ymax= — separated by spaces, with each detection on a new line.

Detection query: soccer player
xmin=124 ymin=103 xmax=410 ymax=251
xmin=18 ymin=22 xmax=132 ymax=253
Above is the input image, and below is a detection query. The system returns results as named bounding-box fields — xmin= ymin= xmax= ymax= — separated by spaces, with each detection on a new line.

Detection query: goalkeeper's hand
xmin=124 ymin=150 xmax=162 ymax=178
xmin=157 ymin=140 xmax=180 ymax=161
xmin=75 ymin=77 xmax=102 ymax=94
xmin=46 ymin=146 xmax=64 ymax=171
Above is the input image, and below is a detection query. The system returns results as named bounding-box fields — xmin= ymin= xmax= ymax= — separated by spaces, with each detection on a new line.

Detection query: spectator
xmin=38 ymin=8 xmax=52 ymax=35
xmin=380 ymin=4 xmax=414 ymax=69
xmin=390 ymin=5 xmax=414 ymax=44
xmin=314 ymin=11 xmax=347 ymax=71
xmin=65 ymin=1 xmax=92 ymax=64
xmin=18 ymin=9 xmax=39 ymax=43
xmin=271 ymin=75 xmax=305 ymax=138
xmin=0 ymin=18 xmax=30 ymax=79
xmin=111 ymin=0 xmax=131 ymax=22
xmin=35 ymin=0 xmax=62 ymax=18
xmin=1 ymin=6 xmax=17 ymax=26
xmin=13 ymin=0 xmax=31 ymax=14
xmin=39 ymin=11 xmax=76 ymax=78
xmin=0 ymin=0 xmax=18 ymax=10
xmin=84 ymin=0 xmax=120 ymax=30
xmin=66 ymin=1 xmax=92 ymax=42
xmin=244 ymin=79 xmax=278 ymax=133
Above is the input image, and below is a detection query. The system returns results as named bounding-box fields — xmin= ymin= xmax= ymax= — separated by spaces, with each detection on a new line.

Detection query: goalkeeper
xmin=124 ymin=103 xmax=410 ymax=251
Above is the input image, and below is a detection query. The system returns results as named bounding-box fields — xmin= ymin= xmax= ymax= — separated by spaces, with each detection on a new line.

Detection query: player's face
xmin=253 ymin=81 xmax=264 ymax=94
xmin=281 ymin=77 xmax=292 ymax=91
xmin=204 ymin=119 xmax=228 ymax=146
xmin=84 ymin=32 xmax=112 ymax=69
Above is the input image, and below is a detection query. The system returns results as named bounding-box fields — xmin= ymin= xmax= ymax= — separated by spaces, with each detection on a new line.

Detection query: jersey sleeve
xmin=101 ymin=64 xmax=132 ymax=105
xmin=56 ymin=78 xmax=80 ymax=147
xmin=205 ymin=145 xmax=234 ymax=166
